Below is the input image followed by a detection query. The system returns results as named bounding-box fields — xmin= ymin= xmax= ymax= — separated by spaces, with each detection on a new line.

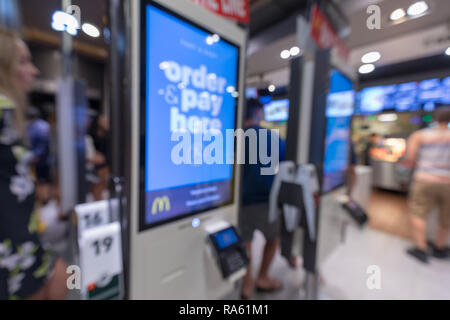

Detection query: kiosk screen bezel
xmin=138 ymin=0 xmax=241 ymax=232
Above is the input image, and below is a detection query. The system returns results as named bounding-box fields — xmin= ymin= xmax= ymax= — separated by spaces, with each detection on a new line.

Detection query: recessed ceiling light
xmin=446 ymin=47 xmax=450 ymax=56
xmin=390 ymin=8 xmax=406 ymax=21
xmin=361 ymin=51 xmax=381 ymax=64
xmin=82 ymin=23 xmax=100 ymax=38
xmin=52 ymin=11 xmax=79 ymax=36
xmin=280 ymin=50 xmax=290 ymax=59
xmin=407 ymin=1 xmax=429 ymax=17
xmin=268 ymin=84 xmax=276 ymax=92
xmin=359 ymin=64 xmax=375 ymax=74
xmin=290 ymin=46 xmax=301 ymax=56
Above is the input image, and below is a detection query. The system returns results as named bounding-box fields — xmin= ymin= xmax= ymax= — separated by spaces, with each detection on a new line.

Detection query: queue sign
xmin=75 ymin=200 xmax=123 ymax=300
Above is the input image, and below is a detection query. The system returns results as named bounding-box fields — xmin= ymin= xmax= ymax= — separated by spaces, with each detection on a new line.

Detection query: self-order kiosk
xmin=129 ymin=0 xmax=247 ymax=299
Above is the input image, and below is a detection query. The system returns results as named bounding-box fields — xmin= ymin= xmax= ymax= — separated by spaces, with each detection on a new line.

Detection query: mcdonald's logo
xmin=152 ymin=196 xmax=171 ymax=215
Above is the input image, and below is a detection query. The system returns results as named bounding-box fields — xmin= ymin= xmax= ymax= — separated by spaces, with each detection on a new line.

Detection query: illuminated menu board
xmin=356 ymin=77 xmax=450 ymax=114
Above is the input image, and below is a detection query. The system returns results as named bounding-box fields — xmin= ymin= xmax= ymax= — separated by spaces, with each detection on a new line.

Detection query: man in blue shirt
xmin=26 ymin=107 xmax=51 ymax=202
xmin=239 ymin=99 xmax=286 ymax=299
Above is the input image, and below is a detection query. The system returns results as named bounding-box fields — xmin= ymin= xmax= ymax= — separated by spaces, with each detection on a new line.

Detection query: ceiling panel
xmin=345 ymin=0 xmax=450 ymax=49
xmin=18 ymin=0 xmax=108 ymax=48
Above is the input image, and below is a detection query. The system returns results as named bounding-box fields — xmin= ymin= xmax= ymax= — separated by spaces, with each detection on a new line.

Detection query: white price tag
xmin=78 ymin=222 xmax=123 ymax=296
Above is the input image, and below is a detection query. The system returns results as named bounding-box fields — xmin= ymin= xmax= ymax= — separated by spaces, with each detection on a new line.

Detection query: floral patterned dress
xmin=0 ymin=94 xmax=54 ymax=300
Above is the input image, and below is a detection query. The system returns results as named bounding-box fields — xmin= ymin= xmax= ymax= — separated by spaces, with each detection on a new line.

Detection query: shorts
xmin=239 ymin=202 xmax=280 ymax=243
xmin=408 ymin=181 xmax=450 ymax=228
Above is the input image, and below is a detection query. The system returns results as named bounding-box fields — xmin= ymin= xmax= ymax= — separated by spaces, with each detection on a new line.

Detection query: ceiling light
xmin=280 ymin=50 xmax=290 ymax=59
xmin=359 ymin=64 xmax=375 ymax=74
xmin=446 ymin=47 xmax=450 ymax=56
xmin=51 ymin=11 xmax=79 ymax=36
xmin=82 ymin=23 xmax=100 ymax=38
xmin=290 ymin=46 xmax=301 ymax=56
xmin=390 ymin=8 xmax=406 ymax=21
xmin=268 ymin=84 xmax=276 ymax=92
xmin=361 ymin=51 xmax=381 ymax=64
xmin=407 ymin=1 xmax=429 ymax=17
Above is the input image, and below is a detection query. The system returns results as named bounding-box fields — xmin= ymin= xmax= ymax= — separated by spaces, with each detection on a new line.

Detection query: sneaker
xmin=428 ymin=243 xmax=449 ymax=259
xmin=407 ymin=247 xmax=429 ymax=264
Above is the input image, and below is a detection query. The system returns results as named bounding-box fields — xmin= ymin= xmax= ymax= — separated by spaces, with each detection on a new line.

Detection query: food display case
xmin=370 ymin=137 xmax=408 ymax=192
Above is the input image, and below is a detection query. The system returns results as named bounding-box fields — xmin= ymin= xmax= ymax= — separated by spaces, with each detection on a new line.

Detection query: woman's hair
xmin=434 ymin=106 xmax=450 ymax=124
xmin=0 ymin=27 xmax=27 ymax=139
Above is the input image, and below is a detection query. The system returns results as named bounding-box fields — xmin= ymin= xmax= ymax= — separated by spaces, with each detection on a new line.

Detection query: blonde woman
xmin=0 ymin=28 xmax=68 ymax=300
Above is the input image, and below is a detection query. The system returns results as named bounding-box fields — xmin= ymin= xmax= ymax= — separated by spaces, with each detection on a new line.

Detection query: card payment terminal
xmin=209 ymin=226 xmax=248 ymax=279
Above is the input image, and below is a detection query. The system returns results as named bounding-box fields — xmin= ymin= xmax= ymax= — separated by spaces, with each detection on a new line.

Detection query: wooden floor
xmin=367 ymin=189 xmax=413 ymax=240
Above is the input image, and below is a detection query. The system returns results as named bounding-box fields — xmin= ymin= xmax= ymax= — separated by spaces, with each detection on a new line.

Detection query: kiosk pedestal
xmin=128 ymin=0 xmax=247 ymax=299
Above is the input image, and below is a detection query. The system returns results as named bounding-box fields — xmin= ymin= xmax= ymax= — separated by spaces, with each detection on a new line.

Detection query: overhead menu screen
xmin=140 ymin=2 xmax=240 ymax=230
xmin=356 ymin=77 xmax=450 ymax=114
xmin=264 ymin=99 xmax=289 ymax=122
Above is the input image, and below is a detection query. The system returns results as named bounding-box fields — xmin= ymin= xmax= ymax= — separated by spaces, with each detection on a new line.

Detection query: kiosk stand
xmin=128 ymin=0 xmax=248 ymax=299
xmin=273 ymin=9 xmax=355 ymax=299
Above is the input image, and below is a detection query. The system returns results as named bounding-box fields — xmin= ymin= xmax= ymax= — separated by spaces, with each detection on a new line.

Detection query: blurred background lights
xmin=407 ymin=1 xmax=429 ymax=17
xmin=82 ymin=23 xmax=100 ymax=38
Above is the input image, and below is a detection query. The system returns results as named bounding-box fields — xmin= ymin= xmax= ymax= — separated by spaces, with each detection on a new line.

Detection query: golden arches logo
xmin=151 ymin=196 xmax=171 ymax=215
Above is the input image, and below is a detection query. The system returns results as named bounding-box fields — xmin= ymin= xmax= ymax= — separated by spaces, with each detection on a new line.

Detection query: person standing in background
xmin=239 ymin=99 xmax=286 ymax=300
xmin=0 ymin=28 xmax=68 ymax=300
xmin=406 ymin=106 xmax=450 ymax=263
xmin=26 ymin=107 xmax=51 ymax=204
xmin=89 ymin=114 xmax=110 ymax=201
xmin=362 ymin=133 xmax=379 ymax=166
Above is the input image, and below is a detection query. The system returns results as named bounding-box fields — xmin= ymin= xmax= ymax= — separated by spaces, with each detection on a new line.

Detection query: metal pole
xmin=61 ymin=0 xmax=73 ymax=78
xmin=108 ymin=0 xmax=131 ymax=299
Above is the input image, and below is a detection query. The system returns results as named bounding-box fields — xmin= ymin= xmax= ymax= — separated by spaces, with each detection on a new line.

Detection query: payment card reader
xmin=208 ymin=226 xmax=248 ymax=280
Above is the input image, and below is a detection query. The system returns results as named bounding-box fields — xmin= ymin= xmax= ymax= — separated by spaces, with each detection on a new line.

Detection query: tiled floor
xmin=319 ymin=226 xmax=450 ymax=300
xmin=227 ymin=226 xmax=450 ymax=300
xmin=225 ymin=230 xmax=308 ymax=300
xmin=367 ymin=189 xmax=412 ymax=240
xmin=226 ymin=189 xmax=450 ymax=300
xmin=43 ymin=191 xmax=449 ymax=300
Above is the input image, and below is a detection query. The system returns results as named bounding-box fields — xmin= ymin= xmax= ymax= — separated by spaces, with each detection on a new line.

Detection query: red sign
xmin=309 ymin=4 xmax=349 ymax=62
xmin=190 ymin=0 xmax=249 ymax=23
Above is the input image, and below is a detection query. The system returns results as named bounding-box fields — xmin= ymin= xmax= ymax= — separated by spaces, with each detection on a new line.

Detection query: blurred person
xmin=362 ymin=133 xmax=379 ymax=166
xmin=405 ymin=106 xmax=450 ymax=263
xmin=239 ymin=99 xmax=286 ymax=299
xmin=347 ymin=142 xmax=358 ymax=197
xmin=89 ymin=114 xmax=110 ymax=201
xmin=26 ymin=107 xmax=51 ymax=204
xmin=0 ymin=28 xmax=68 ymax=300
xmin=84 ymin=113 xmax=105 ymax=198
